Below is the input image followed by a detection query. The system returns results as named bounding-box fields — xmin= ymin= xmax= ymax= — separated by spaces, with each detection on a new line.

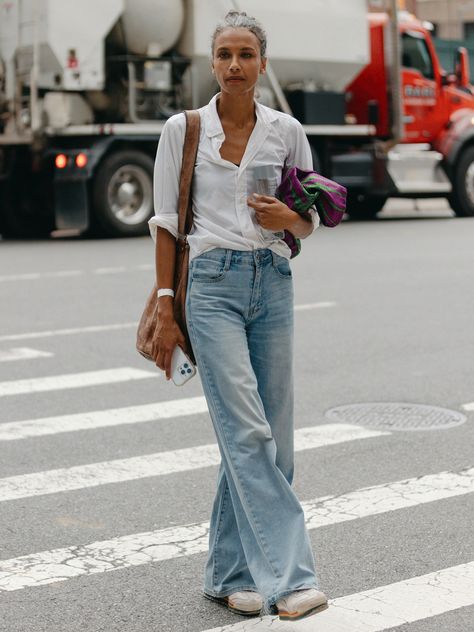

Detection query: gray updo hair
xmin=211 ymin=10 xmax=267 ymax=58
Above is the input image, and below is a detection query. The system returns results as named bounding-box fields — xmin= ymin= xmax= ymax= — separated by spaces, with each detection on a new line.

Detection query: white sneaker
xmin=204 ymin=590 xmax=263 ymax=616
xmin=276 ymin=588 xmax=328 ymax=621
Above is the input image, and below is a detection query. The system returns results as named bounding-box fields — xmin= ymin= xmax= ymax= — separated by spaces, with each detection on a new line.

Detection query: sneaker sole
xmin=203 ymin=592 xmax=262 ymax=617
xmin=278 ymin=601 xmax=329 ymax=621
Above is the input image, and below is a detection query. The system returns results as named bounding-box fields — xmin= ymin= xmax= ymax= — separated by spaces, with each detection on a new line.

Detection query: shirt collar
xmin=204 ymin=92 xmax=279 ymax=138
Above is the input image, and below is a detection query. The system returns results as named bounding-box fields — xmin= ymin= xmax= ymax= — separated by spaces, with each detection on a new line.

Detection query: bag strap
xmin=177 ymin=110 xmax=201 ymax=242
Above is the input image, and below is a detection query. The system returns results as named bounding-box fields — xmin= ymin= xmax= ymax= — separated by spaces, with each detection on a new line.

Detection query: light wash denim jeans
xmin=186 ymin=248 xmax=319 ymax=615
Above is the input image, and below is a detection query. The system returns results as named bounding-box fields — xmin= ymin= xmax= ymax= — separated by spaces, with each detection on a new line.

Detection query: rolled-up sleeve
xmin=148 ymin=113 xmax=186 ymax=242
xmin=285 ymin=118 xmax=320 ymax=235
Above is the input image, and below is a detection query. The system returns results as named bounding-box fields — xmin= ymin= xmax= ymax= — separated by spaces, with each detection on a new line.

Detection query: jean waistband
xmin=194 ymin=248 xmax=280 ymax=265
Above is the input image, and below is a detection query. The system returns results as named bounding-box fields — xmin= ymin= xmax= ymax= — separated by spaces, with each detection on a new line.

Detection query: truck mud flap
xmin=330 ymin=151 xmax=391 ymax=194
xmin=55 ymin=180 xmax=89 ymax=231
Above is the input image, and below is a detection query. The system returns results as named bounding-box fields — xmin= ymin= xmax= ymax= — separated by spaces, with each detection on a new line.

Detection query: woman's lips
xmin=227 ymin=77 xmax=245 ymax=82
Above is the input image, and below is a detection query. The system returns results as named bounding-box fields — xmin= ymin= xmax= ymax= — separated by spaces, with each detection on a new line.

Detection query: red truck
xmin=339 ymin=10 xmax=474 ymax=218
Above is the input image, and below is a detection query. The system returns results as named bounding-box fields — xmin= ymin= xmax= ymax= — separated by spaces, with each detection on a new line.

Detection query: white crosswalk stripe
xmin=199 ymin=561 xmax=474 ymax=631
xmin=0 ymin=302 xmax=335 ymax=342
xmin=0 ymin=347 xmax=53 ymax=362
xmin=0 ymin=424 xmax=387 ymax=501
xmin=0 ymin=323 xmax=137 ymax=342
xmin=0 ymin=396 xmax=208 ymax=441
xmin=0 ymin=465 xmax=472 ymax=592
xmin=0 ymin=367 xmax=156 ymax=397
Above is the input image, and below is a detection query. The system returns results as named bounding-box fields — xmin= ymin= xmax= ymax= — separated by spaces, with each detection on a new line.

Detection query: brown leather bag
xmin=136 ymin=110 xmax=200 ymax=364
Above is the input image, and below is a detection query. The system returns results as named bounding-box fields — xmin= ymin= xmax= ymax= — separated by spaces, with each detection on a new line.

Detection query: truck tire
xmin=448 ymin=146 xmax=474 ymax=217
xmin=92 ymin=150 xmax=154 ymax=237
xmin=347 ymin=193 xmax=387 ymax=220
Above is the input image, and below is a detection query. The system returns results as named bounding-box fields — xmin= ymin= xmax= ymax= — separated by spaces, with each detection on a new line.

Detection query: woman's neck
xmin=217 ymin=91 xmax=256 ymax=129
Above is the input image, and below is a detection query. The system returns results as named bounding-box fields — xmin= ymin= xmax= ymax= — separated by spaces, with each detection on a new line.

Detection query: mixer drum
xmin=119 ymin=0 xmax=185 ymax=56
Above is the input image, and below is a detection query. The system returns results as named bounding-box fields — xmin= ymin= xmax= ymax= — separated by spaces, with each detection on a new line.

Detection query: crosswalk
xmin=1 ymin=324 xmax=473 ymax=631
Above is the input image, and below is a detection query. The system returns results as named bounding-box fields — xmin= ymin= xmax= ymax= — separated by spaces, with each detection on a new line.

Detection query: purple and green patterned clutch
xmin=277 ymin=167 xmax=347 ymax=258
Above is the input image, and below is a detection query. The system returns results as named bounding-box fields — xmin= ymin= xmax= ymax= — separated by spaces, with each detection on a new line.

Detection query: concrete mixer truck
xmin=1 ymin=0 xmax=474 ymax=237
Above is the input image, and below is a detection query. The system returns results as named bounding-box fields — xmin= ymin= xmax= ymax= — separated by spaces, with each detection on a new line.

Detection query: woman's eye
xmin=218 ymin=52 xmax=229 ymax=59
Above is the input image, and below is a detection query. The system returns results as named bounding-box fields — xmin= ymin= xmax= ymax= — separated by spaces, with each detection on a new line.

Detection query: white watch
xmin=157 ymin=288 xmax=175 ymax=298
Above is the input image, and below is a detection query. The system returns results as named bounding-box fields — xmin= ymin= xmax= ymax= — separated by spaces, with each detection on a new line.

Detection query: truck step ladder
xmin=387 ymin=144 xmax=452 ymax=194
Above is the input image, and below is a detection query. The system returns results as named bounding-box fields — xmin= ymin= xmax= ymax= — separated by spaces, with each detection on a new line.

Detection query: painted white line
xmin=199 ymin=562 xmax=474 ymax=631
xmin=0 ymin=348 xmax=53 ymax=363
xmin=0 ymin=396 xmax=208 ymax=441
xmin=0 ymin=368 xmax=156 ymax=398
xmin=294 ymin=301 xmax=336 ymax=311
xmin=461 ymin=402 xmax=474 ymax=411
xmin=0 ymin=424 xmax=386 ymax=501
xmin=94 ymin=267 xmax=127 ymax=274
xmin=136 ymin=264 xmax=154 ymax=271
xmin=0 ymin=270 xmax=84 ymax=282
xmin=0 ymin=303 xmax=334 ymax=343
xmin=0 ymin=264 xmax=153 ymax=283
xmin=0 ymin=465 xmax=472 ymax=592
xmin=0 ymin=323 xmax=136 ymax=342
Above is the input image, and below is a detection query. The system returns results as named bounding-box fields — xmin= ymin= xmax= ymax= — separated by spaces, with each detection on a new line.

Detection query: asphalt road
xmin=0 ymin=199 xmax=473 ymax=632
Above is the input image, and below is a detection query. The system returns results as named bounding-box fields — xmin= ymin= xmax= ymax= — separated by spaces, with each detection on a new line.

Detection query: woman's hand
xmin=247 ymin=194 xmax=294 ymax=231
xmin=152 ymin=298 xmax=187 ymax=380
xmin=247 ymin=194 xmax=314 ymax=238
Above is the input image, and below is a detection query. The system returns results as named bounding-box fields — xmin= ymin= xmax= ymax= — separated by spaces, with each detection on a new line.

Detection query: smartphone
xmin=170 ymin=345 xmax=196 ymax=386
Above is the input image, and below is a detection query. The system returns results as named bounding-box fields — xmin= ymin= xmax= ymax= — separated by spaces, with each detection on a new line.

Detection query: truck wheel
xmin=347 ymin=193 xmax=387 ymax=220
xmin=448 ymin=146 xmax=474 ymax=217
xmin=92 ymin=150 xmax=154 ymax=237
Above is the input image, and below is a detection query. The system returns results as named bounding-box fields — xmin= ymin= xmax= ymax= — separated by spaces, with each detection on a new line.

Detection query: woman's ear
xmin=260 ymin=58 xmax=267 ymax=75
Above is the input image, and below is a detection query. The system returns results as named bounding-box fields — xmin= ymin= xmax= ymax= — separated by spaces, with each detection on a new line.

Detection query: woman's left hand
xmin=247 ymin=194 xmax=295 ymax=231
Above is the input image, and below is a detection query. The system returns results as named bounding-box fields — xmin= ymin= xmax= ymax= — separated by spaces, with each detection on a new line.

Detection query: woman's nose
xmin=229 ymin=57 xmax=241 ymax=71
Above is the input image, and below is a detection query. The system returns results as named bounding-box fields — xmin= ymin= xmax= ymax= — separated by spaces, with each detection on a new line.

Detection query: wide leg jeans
xmin=186 ymin=248 xmax=319 ymax=614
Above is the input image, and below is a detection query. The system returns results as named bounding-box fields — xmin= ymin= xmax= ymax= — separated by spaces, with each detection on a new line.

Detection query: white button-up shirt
xmin=149 ymin=93 xmax=318 ymax=261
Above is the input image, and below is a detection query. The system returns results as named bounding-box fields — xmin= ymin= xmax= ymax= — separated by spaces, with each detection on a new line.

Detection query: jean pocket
xmin=272 ymin=254 xmax=292 ymax=279
xmin=191 ymin=255 xmax=229 ymax=283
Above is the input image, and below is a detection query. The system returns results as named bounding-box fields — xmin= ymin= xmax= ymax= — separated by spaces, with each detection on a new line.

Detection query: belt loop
xmin=225 ymin=249 xmax=232 ymax=271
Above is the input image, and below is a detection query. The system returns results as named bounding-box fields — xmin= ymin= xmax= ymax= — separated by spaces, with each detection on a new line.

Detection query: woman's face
xmin=212 ymin=27 xmax=266 ymax=96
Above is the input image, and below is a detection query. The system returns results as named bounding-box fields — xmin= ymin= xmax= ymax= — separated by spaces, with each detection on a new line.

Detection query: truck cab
xmin=344 ymin=10 xmax=474 ymax=218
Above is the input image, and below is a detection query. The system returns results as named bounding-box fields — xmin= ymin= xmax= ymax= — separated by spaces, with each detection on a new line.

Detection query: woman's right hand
xmin=152 ymin=306 xmax=186 ymax=380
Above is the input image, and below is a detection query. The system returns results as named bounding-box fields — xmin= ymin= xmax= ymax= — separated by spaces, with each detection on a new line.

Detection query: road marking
xmin=0 ymin=396 xmax=209 ymax=441
xmin=0 ymin=270 xmax=84 ymax=282
xmin=0 ymin=348 xmax=53 ymax=363
xmin=294 ymin=301 xmax=337 ymax=311
xmin=199 ymin=562 xmax=474 ymax=631
xmin=0 ymin=465 xmax=472 ymax=591
xmin=0 ymin=302 xmax=336 ymax=343
xmin=94 ymin=267 xmax=127 ymax=274
xmin=0 ymin=264 xmax=153 ymax=283
xmin=0 ymin=323 xmax=137 ymax=342
xmin=136 ymin=264 xmax=154 ymax=271
xmin=0 ymin=368 xmax=156 ymax=398
xmin=0 ymin=424 xmax=386 ymax=501
xmin=461 ymin=401 xmax=474 ymax=411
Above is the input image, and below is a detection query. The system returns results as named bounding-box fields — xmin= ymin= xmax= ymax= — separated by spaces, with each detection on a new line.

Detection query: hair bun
xmin=225 ymin=10 xmax=248 ymax=18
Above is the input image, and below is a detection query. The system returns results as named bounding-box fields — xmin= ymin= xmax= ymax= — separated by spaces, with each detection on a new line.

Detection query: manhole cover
xmin=325 ymin=403 xmax=466 ymax=431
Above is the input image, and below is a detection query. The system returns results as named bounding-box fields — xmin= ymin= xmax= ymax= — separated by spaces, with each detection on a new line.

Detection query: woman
xmin=149 ymin=10 xmax=328 ymax=622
